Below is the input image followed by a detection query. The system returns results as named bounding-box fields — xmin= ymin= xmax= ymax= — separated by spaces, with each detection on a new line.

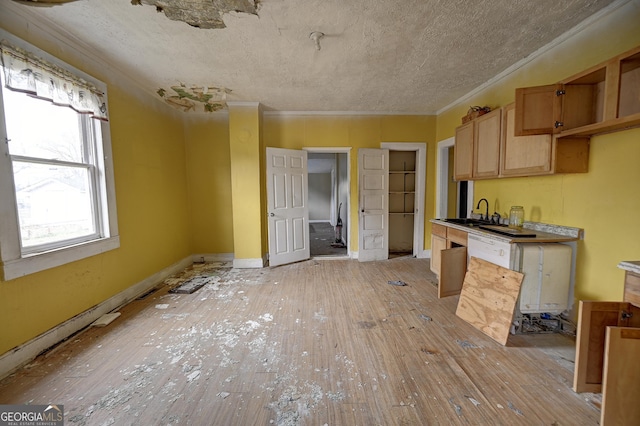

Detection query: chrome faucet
xmin=476 ymin=198 xmax=489 ymax=221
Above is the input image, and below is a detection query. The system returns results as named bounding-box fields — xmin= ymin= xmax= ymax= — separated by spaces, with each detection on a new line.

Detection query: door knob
xmin=270 ymin=213 xmax=275 ymax=217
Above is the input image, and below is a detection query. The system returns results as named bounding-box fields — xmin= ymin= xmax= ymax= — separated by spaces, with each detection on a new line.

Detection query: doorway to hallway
xmin=307 ymin=149 xmax=350 ymax=258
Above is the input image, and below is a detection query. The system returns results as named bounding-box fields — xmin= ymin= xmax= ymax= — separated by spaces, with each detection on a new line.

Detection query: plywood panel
xmin=455 ymin=257 xmax=524 ymax=345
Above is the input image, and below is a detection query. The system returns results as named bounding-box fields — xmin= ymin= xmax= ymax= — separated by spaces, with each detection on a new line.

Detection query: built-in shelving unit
xmin=389 ymin=152 xmax=416 ymax=253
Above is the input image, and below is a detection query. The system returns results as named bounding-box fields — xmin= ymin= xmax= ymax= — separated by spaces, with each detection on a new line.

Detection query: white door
xmin=358 ymin=148 xmax=389 ymax=262
xmin=267 ymin=148 xmax=310 ymax=267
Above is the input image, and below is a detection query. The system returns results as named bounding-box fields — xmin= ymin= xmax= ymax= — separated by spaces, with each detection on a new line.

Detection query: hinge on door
xmin=556 ymin=89 xmax=566 ymax=96
xmin=622 ymin=310 xmax=633 ymax=320
xmin=554 ymin=121 xmax=564 ymax=128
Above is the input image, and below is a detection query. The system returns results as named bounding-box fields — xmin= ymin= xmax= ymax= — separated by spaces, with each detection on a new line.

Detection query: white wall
xmin=308 ymin=173 xmax=332 ymax=221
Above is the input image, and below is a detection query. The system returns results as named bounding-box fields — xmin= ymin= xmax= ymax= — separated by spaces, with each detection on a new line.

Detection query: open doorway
xmin=307 ymin=149 xmax=350 ymax=258
xmin=436 ymin=137 xmax=474 ymax=219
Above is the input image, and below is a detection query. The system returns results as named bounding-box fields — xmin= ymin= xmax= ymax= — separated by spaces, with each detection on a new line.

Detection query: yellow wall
xmin=184 ymin=115 xmax=234 ymax=254
xmin=435 ymin=2 xmax=640 ymax=304
xmin=262 ymin=114 xmax=437 ymax=251
xmin=228 ymin=105 xmax=265 ymax=260
xmin=0 ymin=22 xmax=192 ymax=354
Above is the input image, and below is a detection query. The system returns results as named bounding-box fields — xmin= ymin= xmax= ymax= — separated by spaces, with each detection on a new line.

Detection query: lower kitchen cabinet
xmin=430 ymin=223 xmax=468 ymax=298
xmin=573 ymin=268 xmax=640 ymax=425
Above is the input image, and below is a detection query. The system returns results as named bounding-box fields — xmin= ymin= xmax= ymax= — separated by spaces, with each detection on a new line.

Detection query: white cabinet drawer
xmin=467 ymin=234 xmax=511 ymax=268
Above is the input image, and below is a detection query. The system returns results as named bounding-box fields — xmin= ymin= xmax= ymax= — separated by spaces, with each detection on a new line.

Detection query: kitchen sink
xmin=441 ymin=218 xmax=491 ymax=226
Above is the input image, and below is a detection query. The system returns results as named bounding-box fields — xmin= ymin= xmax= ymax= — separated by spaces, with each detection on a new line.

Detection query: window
xmin=0 ymin=31 xmax=118 ymax=281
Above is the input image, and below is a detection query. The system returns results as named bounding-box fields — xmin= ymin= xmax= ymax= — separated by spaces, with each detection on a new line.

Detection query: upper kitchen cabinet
xmin=501 ymin=103 xmax=589 ymax=177
xmin=454 ymin=121 xmax=474 ymax=180
xmin=515 ymin=44 xmax=640 ymax=138
xmin=473 ymin=109 xmax=502 ymax=179
xmin=454 ymin=108 xmax=501 ymax=180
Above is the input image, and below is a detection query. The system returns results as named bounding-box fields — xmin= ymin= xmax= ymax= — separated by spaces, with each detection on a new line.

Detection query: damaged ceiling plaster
xmin=157 ymin=84 xmax=231 ymax=112
xmin=11 ymin=0 xmax=78 ymax=6
xmin=132 ymin=0 xmax=260 ymax=29
xmin=2 ymin=0 xmax=623 ymax=114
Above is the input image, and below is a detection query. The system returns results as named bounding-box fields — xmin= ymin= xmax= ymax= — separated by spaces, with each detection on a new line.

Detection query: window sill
xmin=1 ymin=236 xmax=120 ymax=281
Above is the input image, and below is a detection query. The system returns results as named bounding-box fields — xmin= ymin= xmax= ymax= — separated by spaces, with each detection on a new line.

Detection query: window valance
xmin=0 ymin=41 xmax=108 ymax=121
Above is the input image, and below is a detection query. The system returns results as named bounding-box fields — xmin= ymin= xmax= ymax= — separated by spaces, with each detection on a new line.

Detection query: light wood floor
xmin=0 ymin=258 xmax=600 ymax=425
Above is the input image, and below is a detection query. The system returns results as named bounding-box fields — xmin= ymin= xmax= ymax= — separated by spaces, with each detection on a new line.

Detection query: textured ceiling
xmin=1 ymin=0 xmax=622 ymax=113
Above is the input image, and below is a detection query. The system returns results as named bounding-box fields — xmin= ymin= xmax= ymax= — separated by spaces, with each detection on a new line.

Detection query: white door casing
xmin=358 ymin=148 xmax=389 ymax=262
xmin=436 ymin=137 xmax=474 ymax=219
xmin=266 ymin=147 xmax=310 ymax=266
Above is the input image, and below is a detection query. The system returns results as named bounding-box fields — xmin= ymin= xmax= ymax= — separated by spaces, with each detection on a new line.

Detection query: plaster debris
xmin=313 ymin=310 xmax=327 ymax=323
xmin=507 ymin=401 xmax=524 ymax=416
xmin=186 ymin=370 xmax=201 ymax=382
xmin=449 ymin=398 xmax=463 ymax=416
xmin=456 ymin=339 xmax=479 ymax=349
xmin=155 ymin=304 xmax=169 ymax=309
xmin=217 ymin=391 xmax=230 ymax=399
xmin=466 ymin=396 xmax=481 ymax=406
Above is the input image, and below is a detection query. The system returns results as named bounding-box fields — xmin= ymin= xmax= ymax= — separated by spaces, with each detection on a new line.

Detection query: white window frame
xmin=0 ymin=29 xmax=119 ymax=281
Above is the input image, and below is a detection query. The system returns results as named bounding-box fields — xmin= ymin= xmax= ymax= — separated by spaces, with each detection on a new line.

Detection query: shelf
xmin=557 ymin=111 xmax=640 ymax=138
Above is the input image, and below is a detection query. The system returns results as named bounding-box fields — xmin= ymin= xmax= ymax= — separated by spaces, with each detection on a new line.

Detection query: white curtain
xmin=1 ymin=41 xmax=108 ymax=121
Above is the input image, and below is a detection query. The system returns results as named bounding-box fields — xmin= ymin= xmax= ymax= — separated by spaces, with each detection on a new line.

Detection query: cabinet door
xmin=438 ymin=246 xmax=467 ymax=298
xmin=601 ymin=327 xmax=640 ymax=426
xmin=473 ymin=109 xmax=501 ymax=179
xmin=573 ymin=301 xmax=640 ymax=393
xmin=500 ymin=103 xmax=553 ymax=176
xmin=430 ymin=234 xmax=446 ymax=276
xmin=454 ymin=122 xmax=473 ymax=180
xmin=514 ymin=84 xmax=563 ymax=136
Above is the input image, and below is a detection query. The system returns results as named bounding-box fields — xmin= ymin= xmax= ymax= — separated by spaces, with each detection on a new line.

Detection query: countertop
xmin=430 ymin=219 xmax=583 ymax=244
xmin=618 ymin=261 xmax=640 ymax=274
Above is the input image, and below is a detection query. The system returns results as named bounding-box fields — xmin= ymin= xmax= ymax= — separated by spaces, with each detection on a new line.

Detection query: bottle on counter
xmin=509 ymin=206 xmax=524 ymax=228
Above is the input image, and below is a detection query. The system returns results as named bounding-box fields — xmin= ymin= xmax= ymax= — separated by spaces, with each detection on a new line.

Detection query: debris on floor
xmin=456 ymin=339 xmax=479 ymax=349
xmin=169 ymin=275 xmax=212 ymax=294
xmin=388 ymin=280 xmax=407 ymax=286
xmin=91 ymin=312 xmax=121 ymax=327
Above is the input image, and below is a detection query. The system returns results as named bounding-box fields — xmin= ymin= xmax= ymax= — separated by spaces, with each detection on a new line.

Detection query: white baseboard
xmin=191 ymin=253 xmax=234 ymax=263
xmin=233 ymin=257 xmax=266 ymax=268
xmin=0 ymin=255 xmax=193 ymax=379
xmin=418 ymin=249 xmax=431 ymax=259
